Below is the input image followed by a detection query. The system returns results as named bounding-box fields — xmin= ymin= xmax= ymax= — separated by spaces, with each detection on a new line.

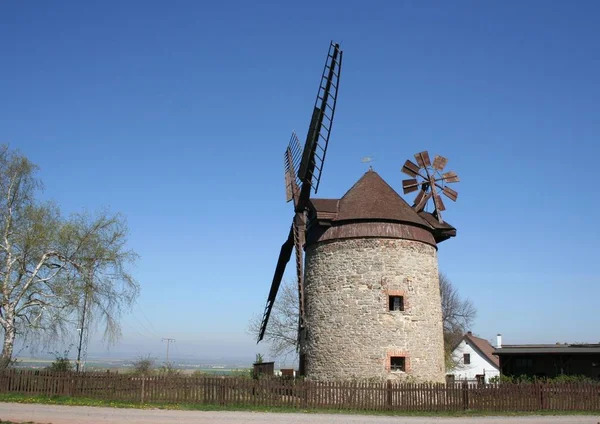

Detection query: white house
xmin=448 ymin=332 xmax=500 ymax=383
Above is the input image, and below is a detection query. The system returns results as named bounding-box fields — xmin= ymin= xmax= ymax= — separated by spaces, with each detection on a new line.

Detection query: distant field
xmin=12 ymin=358 xmax=252 ymax=376
xmin=180 ymin=368 xmax=251 ymax=376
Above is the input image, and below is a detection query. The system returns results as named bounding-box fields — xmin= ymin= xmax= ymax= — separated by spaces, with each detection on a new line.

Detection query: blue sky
xmin=1 ymin=1 xmax=599 ymax=362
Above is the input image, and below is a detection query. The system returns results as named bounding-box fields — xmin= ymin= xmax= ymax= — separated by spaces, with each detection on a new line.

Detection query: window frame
xmin=388 ymin=295 xmax=404 ymax=312
xmin=390 ymin=356 xmax=406 ymax=372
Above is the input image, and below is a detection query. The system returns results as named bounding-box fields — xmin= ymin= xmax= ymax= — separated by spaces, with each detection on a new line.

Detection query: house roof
xmin=495 ymin=344 xmax=600 ymax=355
xmin=464 ymin=332 xmax=499 ymax=368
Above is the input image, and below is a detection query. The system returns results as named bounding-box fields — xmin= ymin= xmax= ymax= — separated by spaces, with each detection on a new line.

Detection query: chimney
xmin=467 ymin=331 xmax=472 ymax=335
xmin=496 ymin=333 xmax=502 ymax=349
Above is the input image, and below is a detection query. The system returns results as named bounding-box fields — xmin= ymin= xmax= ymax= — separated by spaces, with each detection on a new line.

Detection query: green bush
xmin=47 ymin=349 xmax=73 ymax=372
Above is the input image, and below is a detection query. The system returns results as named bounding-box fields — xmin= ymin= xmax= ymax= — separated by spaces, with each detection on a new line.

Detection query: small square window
xmin=388 ymin=296 xmax=404 ymax=311
xmin=464 ymin=353 xmax=471 ymax=365
xmin=390 ymin=356 xmax=405 ymax=372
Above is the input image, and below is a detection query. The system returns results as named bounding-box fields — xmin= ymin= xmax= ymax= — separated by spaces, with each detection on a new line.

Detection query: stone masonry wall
xmin=302 ymin=238 xmax=445 ymax=382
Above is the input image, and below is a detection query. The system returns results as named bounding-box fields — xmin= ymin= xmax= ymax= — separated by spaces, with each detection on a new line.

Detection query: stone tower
xmin=300 ymin=170 xmax=456 ymax=382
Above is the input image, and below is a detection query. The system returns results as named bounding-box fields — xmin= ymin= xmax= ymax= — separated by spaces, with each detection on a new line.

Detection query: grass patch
xmin=0 ymin=393 xmax=597 ymax=416
xmin=0 ymin=421 xmax=38 ymax=424
xmin=0 ymin=421 xmax=48 ymax=424
xmin=0 ymin=393 xmax=143 ymax=409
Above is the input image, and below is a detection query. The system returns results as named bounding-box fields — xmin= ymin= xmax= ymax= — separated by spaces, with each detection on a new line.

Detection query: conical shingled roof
xmin=333 ymin=170 xmax=429 ymax=227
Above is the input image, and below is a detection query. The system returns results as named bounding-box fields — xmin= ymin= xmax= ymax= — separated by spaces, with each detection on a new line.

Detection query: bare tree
xmin=249 ymin=279 xmax=298 ymax=362
xmin=0 ymin=146 xmax=139 ymax=366
xmin=131 ymin=354 xmax=156 ymax=376
xmin=439 ymin=272 xmax=477 ymax=365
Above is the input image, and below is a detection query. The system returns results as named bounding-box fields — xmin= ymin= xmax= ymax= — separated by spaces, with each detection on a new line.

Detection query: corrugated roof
xmin=332 ymin=170 xmax=430 ymax=226
xmin=465 ymin=333 xmax=499 ymax=368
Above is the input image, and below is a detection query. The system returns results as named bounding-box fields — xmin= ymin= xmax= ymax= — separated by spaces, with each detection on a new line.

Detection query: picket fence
xmin=0 ymin=370 xmax=598 ymax=412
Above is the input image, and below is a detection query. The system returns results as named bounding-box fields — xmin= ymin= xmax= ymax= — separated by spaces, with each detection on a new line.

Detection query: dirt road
xmin=0 ymin=403 xmax=597 ymax=424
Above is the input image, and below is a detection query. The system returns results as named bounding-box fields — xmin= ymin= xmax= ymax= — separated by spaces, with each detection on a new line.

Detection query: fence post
xmin=538 ymin=383 xmax=544 ymax=410
xmin=462 ymin=381 xmax=469 ymax=410
xmin=302 ymin=381 xmax=308 ymax=409
xmin=386 ymin=380 xmax=392 ymax=410
xmin=219 ymin=378 xmax=225 ymax=406
xmin=140 ymin=377 xmax=145 ymax=404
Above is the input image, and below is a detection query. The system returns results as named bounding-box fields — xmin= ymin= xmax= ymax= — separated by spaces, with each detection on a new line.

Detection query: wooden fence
xmin=0 ymin=370 xmax=598 ymax=412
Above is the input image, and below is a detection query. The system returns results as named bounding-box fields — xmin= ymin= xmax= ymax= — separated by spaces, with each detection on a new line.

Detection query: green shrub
xmin=47 ymin=348 xmax=73 ymax=372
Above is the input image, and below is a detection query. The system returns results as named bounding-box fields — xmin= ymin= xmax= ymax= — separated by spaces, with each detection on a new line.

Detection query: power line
xmin=135 ymin=301 xmax=159 ymax=336
xmin=123 ymin=321 xmax=149 ymax=339
xmin=130 ymin=312 xmax=158 ymax=339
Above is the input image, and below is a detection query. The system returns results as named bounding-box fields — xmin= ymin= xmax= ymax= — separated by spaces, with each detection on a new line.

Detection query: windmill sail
xmin=298 ymin=42 xmax=343 ymax=198
xmin=258 ymin=42 xmax=343 ymax=349
xmin=258 ymin=225 xmax=295 ymax=342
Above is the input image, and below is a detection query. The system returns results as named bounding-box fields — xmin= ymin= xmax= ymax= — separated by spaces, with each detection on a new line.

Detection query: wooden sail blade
xmin=402 ymin=178 xmax=419 ymax=194
xmin=414 ymin=151 xmax=431 ymax=168
xmin=432 ymin=155 xmax=448 ymax=171
xmin=284 ymin=148 xmax=294 ymax=203
xmin=258 ymin=225 xmax=295 ymax=342
xmin=401 ymin=160 xmax=421 ymax=177
xmin=284 ymin=140 xmax=301 ymax=205
xmin=441 ymin=171 xmax=460 ymax=183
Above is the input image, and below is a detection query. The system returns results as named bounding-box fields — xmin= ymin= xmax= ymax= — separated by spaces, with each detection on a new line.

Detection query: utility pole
xmin=162 ymin=338 xmax=175 ymax=363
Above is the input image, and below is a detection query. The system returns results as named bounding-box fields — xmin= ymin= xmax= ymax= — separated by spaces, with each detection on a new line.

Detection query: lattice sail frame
xmin=401 ymin=151 xmax=459 ymax=223
xmin=298 ymin=42 xmax=343 ymax=195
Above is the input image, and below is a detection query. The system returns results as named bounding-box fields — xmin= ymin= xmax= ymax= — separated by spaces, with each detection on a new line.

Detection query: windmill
xmin=257 ymin=42 xmax=343 ymax=351
xmin=401 ymin=151 xmax=459 ymax=223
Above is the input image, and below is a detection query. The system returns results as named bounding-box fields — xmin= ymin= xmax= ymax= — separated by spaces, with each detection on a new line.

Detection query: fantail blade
xmin=442 ymin=186 xmax=458 ymax=201
xmin=432 ymin=155 xmax=448 ymax=171
xmin=402 ymin=160 xmax=420 ymax=177
xmin=433 ymin=193 xmax=446 ymax=211
xmin=402 ymin=179 xmax=419 ymax=194
xmin=414 ymin=151 xmax=431 ymax=168
xmin=441 ymin=171 xmax=460 ymax=183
